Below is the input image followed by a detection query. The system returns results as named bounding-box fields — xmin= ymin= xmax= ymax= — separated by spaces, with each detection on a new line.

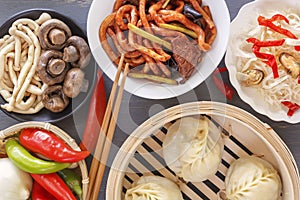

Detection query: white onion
xmin=0 ymin=158 xmax=32 ymax=200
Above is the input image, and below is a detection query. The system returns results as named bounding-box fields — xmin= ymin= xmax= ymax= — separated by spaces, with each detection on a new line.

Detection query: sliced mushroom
xmin=279 ymin=52 xmax=300 ymax=78
xmin=183 ymin=4 xmax=203 ymax=27
xmin=63 ymin=36 xmax=91 ymax=68
xmin=37 ymin=50 xmax=69 ymax=85
xmin=38 ymin=18 xmax=72 ymax=50
xmin=236 ymin=69 xmax=265 ymax=86
xmin=42 ymin=85 xmax=69 ymax=112
xmin=63 ymin=68 xmax=88 ymax=98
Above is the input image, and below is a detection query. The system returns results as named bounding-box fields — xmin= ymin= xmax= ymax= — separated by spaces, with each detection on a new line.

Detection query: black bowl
xmin=0 ymin=9 xmax=97 ymax=123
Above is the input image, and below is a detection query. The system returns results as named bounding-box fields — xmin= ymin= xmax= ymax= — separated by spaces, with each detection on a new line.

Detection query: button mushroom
xmin=63 ymin=68 xmax=88 ymax=98
xmin=236 ymin=69 xmax=265 ymax=86
xmin=63 ymin=36 xmax=91 ymax=68
xmin=42 ymin=85 xmax=69 ymax=112
xmin=279 ymin=52 xmax=300 ymax=78
xmin=37 ymin=50 xmax=70 ymax=85
xmin=38 ymin=18 xmax=72 ymax=50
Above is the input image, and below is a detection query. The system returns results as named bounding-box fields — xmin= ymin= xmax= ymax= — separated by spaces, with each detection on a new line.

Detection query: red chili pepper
xmin=246 ymin=39 xmax=280 ymax=78
xmin=212 ymin=68 xmax=235 ymax=100
xmin=258 ymin=14 xmax=297 ymax=39
xmin=281 ymin=101 xmax=300 ymax=116
xmin=31 ymin=173 xmax=76 ymax=200
xmin=79 ymin=70 xmax=107 ymax=153
xmin=32 ymin=181 xmax=57 ymax=200
xmin=19 ymin=128 xmax=90 ymax=163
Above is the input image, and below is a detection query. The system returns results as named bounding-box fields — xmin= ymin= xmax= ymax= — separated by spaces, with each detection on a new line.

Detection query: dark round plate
xmin=0 ymin=8 xmax=97 ymax=123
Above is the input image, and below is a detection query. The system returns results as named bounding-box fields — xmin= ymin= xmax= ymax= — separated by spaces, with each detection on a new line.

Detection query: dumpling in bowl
xmin=162 ymin=116 xmax=223 ymax=182
xmin=225 ymin=156 xmax=282 ymax=200
xmin=124 ymin=175 xmax=183 ymax=200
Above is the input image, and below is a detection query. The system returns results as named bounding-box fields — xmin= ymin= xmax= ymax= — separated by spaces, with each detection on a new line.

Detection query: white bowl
xmin=225 ymin=0 xmax=300 ymax=123
xmin=87 ymin=0 xmax=230 ymax=99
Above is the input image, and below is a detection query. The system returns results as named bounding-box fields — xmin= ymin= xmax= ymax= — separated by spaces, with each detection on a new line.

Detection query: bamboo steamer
xmin=0 ymin=121 xmax=89 ymax=200
xmin=107 ymin=101 xmax=300 ymax=200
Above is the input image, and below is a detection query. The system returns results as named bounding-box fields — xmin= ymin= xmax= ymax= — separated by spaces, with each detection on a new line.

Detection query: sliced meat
xmin=171 ymin=35 xmax=202 ymax=83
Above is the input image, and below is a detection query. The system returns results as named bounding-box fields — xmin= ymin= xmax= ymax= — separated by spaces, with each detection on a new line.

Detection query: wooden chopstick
xmin=86 ymin=54 xmax=129 ymax=200
xmin=87 ymin=54 xmax=125 ymax=198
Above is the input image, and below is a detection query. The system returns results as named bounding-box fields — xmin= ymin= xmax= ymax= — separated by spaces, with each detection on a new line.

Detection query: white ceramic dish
xmin=225 ymin=0 xmax=300 ymax=123
xmin=87 ymin=0 xmax=230 ymax=99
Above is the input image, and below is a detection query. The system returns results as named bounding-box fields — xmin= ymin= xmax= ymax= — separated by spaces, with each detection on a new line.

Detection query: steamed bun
xmin=124 ymin=176 xmax=183 ymax=200
xmin=163 ymin=116 xmax=223 ymax=182
xmin=225 ymin=156 xmax=282 ymax=200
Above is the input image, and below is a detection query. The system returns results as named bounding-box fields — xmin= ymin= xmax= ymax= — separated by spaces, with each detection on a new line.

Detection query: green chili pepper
xmin=5 ymin=139 xmax=70 ymax=174
xmin=58 ymin=169 xmax=83 ymax=200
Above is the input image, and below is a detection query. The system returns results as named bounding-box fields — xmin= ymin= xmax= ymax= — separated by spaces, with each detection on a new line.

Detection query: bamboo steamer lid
xmin=0 ymin=121 xmax=89 ymax=200
xmin=107 ymin=101 xmax=300 ymax=200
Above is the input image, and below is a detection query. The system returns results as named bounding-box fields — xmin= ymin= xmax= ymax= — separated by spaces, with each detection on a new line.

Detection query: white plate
xmin=87 ymin=0 xmax=230 ymax=99
xmin=225 ymin=0 xmax=300 ymax=123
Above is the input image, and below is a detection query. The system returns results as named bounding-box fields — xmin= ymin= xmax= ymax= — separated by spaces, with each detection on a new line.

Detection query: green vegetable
xmin=128 ymin=23 xmax=172 ymax=50
xmin=5 ymin=139 xmax=70 ymax=174
xmin=58 ymin=169 xmax=83 ymax=200
xmin=159 ymin=23 xmax=198 ymax=39
xmin=128 ymin=72 xmax=178 ymax=85
xmin=162 ymin=0 xmax=171 ymax=8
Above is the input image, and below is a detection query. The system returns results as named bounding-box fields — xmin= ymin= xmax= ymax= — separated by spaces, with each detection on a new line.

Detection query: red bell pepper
xmin=246 ymin=38 xmax=285 ymax=47
xmin=246 ymin=38 xmax=282 ymax=78
xmin=31 ymin=181 xmax=57 ymax=200
xmin=281 ymin=101 xmax=300 ymax=116
xmin=295 ymin=46 xmax=300 ymax=51
xmin=31 ymin=173 xmax=76 ymax=200
xmin=258 ymin=14 xmax=300 ymax=51
xmin=258 ymin=14 xmax=297 ymax=39
xmin=212 ymin=68 xmax=235 ymax=100
xmin=19 ymin=128 xmax=90 ymax=163
xmin=79 ymin=70 xmax=107 ymax=153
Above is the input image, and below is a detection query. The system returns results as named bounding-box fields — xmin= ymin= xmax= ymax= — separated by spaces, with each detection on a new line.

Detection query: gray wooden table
xmin=0 ymin=0 xmax=299 ymax=199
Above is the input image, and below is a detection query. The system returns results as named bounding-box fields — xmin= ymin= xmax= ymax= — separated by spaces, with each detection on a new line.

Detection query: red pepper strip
xmin=254 ymin=47 xmax=279 ymax=78
xmin=212 ymin=68 xmax=235 ymax=100
xmin=31 ymin=173 xmax=76 ymax=200
xmin=19 ymin=128 xmax=90 ymax=163
xmin=281 ymin=101 xmax=300 ymax=116
xmin=270 ymin=14 xmax=289 ymax=23
xmin=32 ymin=181 xmax=57 ymax=200
xmin=246 ymin=38 xmax=285 ymax=47
xmin=79 ymin=70 xmax=107 ymax=153
xmin=247 ymin=41 xmax=279 ymax=78
xmin=258 ymin=14 xmax=300 ymax=51
xmin=258 ymin=15 xmax=297 ymax=39
xmin=295 ymin=46 xmax=300 ymax=51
